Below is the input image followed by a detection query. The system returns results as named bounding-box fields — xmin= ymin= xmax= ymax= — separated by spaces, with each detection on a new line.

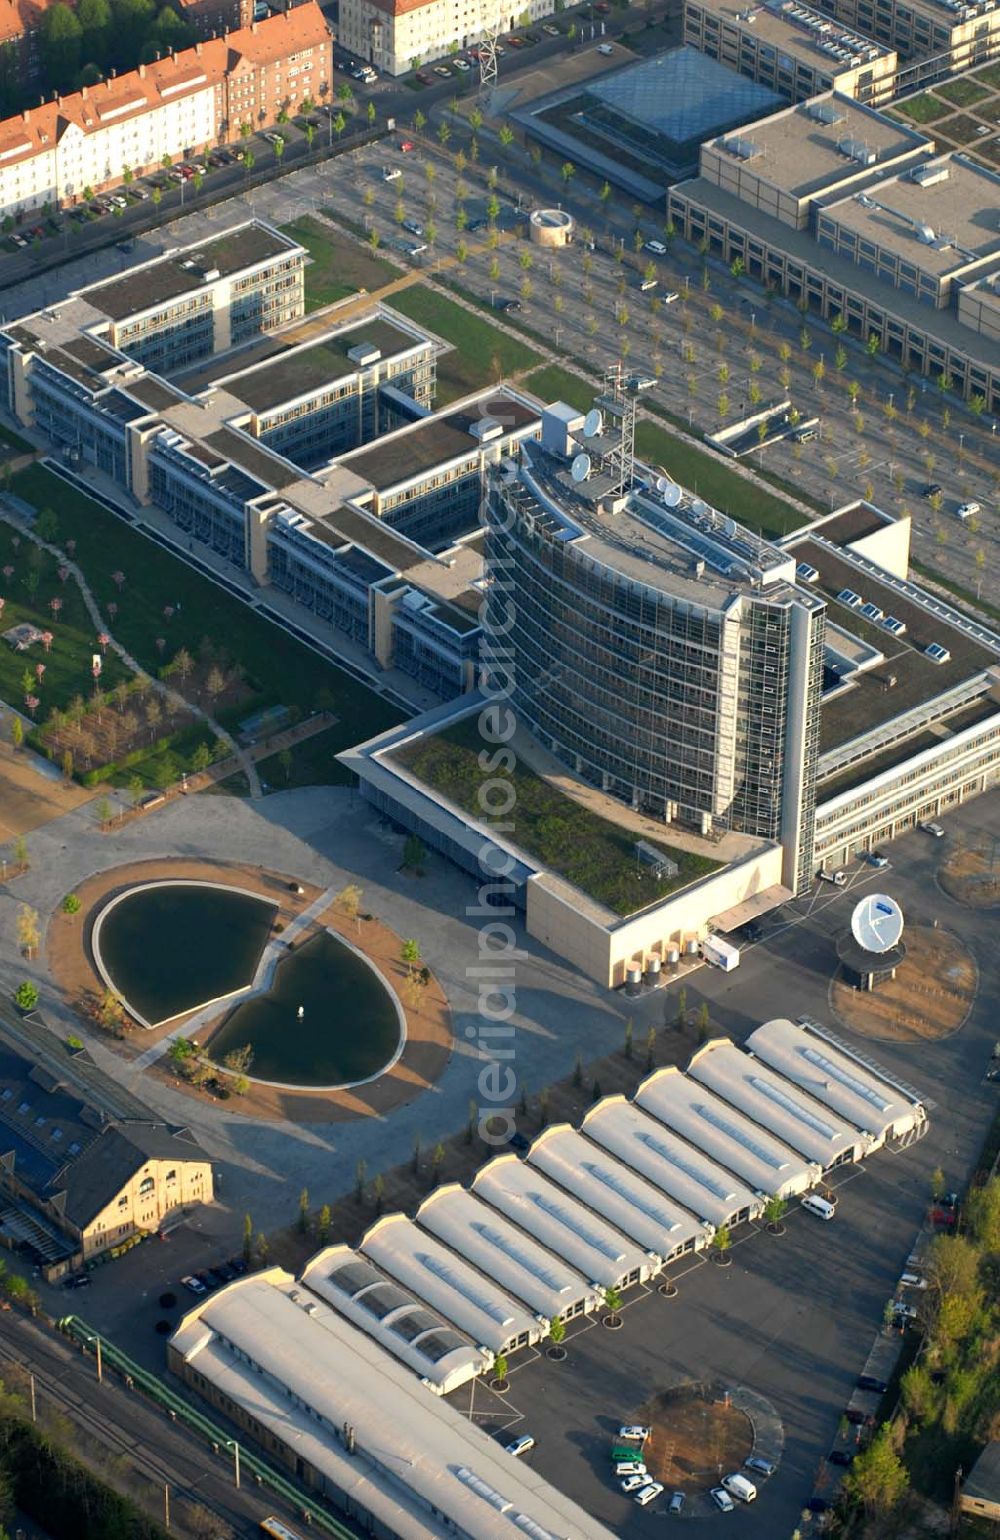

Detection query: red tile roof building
xmin=0 ymin=2 xmax=332 ymax=216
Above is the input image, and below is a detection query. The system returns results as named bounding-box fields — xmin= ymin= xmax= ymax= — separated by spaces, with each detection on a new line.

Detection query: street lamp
xmin=224 ymin=1438 xmax=240 ymax=1489
xmin=84 ymin=1332 xmax=102 ymax=1384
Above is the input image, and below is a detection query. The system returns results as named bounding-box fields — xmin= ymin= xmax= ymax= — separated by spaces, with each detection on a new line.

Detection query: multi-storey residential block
xmin=170 ymin=0 xmax=253 ymax=39
xmin=338 ymin=0 xmax=554 ymax=78
xmin=0 ymin=3 xmax=332 ymax=218
xmin=668 ymin=93 xmax=1000 ymax=407
xmin=684 ymin=0 xmax=898 ymax=103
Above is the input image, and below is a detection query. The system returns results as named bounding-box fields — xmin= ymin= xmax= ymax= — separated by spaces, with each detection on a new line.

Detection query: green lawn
xmin=973 ymin=61 xmax=1000 ymax=88
xmin=281 ymin=215 xmax=400 ymax=310
xmin=936 ymin=78 xmax=990 ymax=107
xmin=0 ymin=527 xmax=130 ymax=717
xmin=256 ymin=724 xmax=349 ymax=790
xmin=9 ymin=465 xmax=403 ymax=781
xmin=395 ymin=716 xmax=720 ymax=917
xmin=387 ymin=286 xmax=543 ymax=402
xmin=895 ymin=92 xmax=952 ymax=124
xmin=522 ymin=365 xmax=808 ymax=541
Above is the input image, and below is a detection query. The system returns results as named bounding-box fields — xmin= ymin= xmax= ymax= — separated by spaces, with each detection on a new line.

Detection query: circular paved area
xmin=829 ymin=924 xmax=977 ymax=1043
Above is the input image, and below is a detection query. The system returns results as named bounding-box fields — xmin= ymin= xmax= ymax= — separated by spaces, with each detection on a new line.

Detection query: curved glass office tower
xmin=482 ymin=407 xmax=826 ymax=893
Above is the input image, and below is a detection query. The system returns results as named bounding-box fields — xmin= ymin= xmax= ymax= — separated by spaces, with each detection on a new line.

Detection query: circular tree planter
xmin=603 ymin=1315 xmax=623 ymax=1330
xmin=766 ymin=1222 xmax=786 ymax=1237
xmin=658 ymin=1280 xmax=678 ymax=1298
xmin=712 ymin=1252 xmax=733 ymax=1267
xmin=546 ymin=1345 xmax=567 ymax=1361
xmin=490 ymin=1377 xmax=510 ymax=1393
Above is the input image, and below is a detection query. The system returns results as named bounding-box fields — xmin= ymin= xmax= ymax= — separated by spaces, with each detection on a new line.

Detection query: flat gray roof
xmin=84 ymin=224 xmax=300 ymax=322
xmin=343 ymin=393 xmax=539 ymax=491
xmin=698 ymin=0 xmax=894 ymax=67
xmin=822 ymin=156 xmax=1000 ymax=276
xmin=706 ymin=93 xmax=928 ymax=198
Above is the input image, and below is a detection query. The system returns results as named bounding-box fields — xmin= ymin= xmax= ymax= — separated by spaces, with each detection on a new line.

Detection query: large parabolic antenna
xmin=851 ymin=893 xmax=904 ymax=954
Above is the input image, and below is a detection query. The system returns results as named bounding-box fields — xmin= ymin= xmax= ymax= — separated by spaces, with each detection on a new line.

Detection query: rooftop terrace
xmin=393 ymin=714 xmax=720 ymax=916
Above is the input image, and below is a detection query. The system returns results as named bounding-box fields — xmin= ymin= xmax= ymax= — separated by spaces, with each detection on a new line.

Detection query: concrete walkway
xmin=0 ymin=495 xmax=263 ymax=797
xmin=131 ymin=882 xmax=339 ymax=1069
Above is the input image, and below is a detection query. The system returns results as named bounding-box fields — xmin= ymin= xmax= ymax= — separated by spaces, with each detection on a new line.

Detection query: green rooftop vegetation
xmin=893 ymin=92 xmax=953 ymax=124
xmin=394 ymin=715 xmax=720 ymax=916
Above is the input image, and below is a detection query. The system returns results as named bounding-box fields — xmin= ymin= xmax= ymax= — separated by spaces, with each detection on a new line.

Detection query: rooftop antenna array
xmin=596 ymin=362 xmax=638 ymax=498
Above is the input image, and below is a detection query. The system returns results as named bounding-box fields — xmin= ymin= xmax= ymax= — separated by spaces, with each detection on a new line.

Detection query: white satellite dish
xmin=655 ymin=475 xmax=669 ymax=494
xmin=691 ymin=498 xmax=708 ymax=518
xmin=722 ymin=516 xmax=737 ymax=538
xmin=663 ymin=482 xmax=682 ymax=508
xmin=583 ymin=408 xmax=603 ymax=438
xmin=571 ymin=453 xmax=592 ymax=483
xmin=851 ymin=893 xmax=904 ymax=955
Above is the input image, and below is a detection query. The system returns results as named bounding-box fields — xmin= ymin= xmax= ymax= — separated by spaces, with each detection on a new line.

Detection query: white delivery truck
xmin=701 ymin=935 xmax=741 ymax=972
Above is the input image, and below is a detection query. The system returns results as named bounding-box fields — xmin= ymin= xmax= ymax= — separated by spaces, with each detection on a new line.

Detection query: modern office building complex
xmin=668 ymin=94 xmax=1000 ymax=408
xmin=345 ymin=388 xmax=1000 ymax=986
xmin=811 ymin=0 xmax=1000 ymax=74
xmin=0 ymin=221 xmax=541 ymax=700
xmin=0 ymin=3 xmax=331 ymax=219
xmin=683 ymin=0 xmax=899 ymax=104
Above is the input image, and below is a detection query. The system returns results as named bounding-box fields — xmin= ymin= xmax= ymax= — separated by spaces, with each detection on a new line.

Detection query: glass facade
xmin=483 ymin=476 xmax=823 ymax=885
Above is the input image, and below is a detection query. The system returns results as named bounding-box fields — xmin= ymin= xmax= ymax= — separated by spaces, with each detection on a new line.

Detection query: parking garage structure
xmin=300 ymin=1246 xmax=489 ymax=1396
xmin=415 ymin=1185 xmax=602 ymax=1324
xmin=528 ymin=1123 xmax=708 ymax=1265
xmin=581 ymin=1095 xmax=760 ymax=1232
xmin=361 ymin=1213 xmax=546 ymax=1357
xmin=471 ymin=1154 xmax=656 ymax=1293
xmin=634 ymin=1065 xmax=819 ymax=1200
xmin=688 ymin=1037 xmax=870 ymax=1168
xmin=744 ymin=1018 xmax=927 ymax=1148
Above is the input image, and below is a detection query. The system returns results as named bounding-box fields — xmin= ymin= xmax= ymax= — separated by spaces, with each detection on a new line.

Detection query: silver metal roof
xmin=581 ymin=1094 xmax=760 ymax=1228
xmin=416 ymin=1185 xmax=601 ymax=1320
xmin=170 ymin=1271 xmax=616 ymax=1540
xmin=528 ymin=1123 xmax=707 ymax=1260
xmin=361 ymin=1214 xmax=544 ymax=1354
xmin=743 ymin=1018 xmax=925 ymax=1142
xmin=472 ymin=1154 xmax=654 ymax=1289
xmin=634 ymin=1066 xmax=817 ymax=1198
xmin=687 ymin=1038 xmax=868 ymax=1166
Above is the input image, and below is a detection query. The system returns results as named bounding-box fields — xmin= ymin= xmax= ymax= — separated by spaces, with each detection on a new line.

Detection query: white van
xmin=802 ymin=1193 xmax=835 ymax=1221
xmin=722 ymin=1473 xmax=757 ymax=1503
